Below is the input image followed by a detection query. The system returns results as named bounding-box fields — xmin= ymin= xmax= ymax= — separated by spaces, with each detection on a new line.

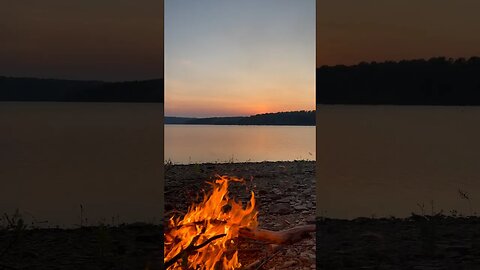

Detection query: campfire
xmin=164 ymin=176 xmax=257 ymax=269
xmin=164 ymin=175 xmax=315 ymax=269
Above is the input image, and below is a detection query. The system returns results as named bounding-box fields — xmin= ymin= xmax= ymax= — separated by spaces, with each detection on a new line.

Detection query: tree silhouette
xmin=317 ymin=57 xmax=480 ymax=105
xmin=0 ymin=76 xmax=163 ymax=102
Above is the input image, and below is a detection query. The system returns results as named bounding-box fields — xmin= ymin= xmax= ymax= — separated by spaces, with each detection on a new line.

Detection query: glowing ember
xmin=164 ymin=176 xmax=258 ymax=269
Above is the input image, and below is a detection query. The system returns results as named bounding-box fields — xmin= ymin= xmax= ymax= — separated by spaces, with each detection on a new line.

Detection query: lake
xmin=164 ymin=125 xmax=316 ymax=164
xmin=0 ymin=102 xmax=163 ymax=227
xmin=317 ymin=105 xmax=480 ymax=219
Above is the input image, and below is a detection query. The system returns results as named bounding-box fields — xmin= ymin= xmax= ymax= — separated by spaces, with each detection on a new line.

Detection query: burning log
xmin=165 ymin=223 xmax=316 ymax=245
xmin=239 ymin=225 xmax=316 ymax=245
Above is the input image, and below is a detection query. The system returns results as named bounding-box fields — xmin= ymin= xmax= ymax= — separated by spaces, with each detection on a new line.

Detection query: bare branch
xmin=164 ymin=233 xmax=227 ymax=268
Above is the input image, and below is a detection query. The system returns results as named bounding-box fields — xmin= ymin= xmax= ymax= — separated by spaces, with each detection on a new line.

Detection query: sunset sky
xmin=165 ymin=0 xmax=315 ymax=117
xmin=317 ymin=0 xmax=480 ymax=67
xmin=0 ymin=0 xmax=163 ymax=81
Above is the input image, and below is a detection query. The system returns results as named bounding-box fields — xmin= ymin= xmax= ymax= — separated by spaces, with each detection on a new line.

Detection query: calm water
xmin=165 ymin=125 xmax=315 ymax=164
xmin=0 ymin=102 xmax=163 ymax=227
xmin=317 ymin=105 xmax=480 ymax=219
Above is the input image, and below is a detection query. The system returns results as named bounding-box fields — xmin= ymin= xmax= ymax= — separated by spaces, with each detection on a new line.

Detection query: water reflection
xmin=165 ymin=125 xmax=315 ymax=164
xmin=317 ymin=105 xmax=480 ymax=218
xmin=0 ymin=102 xmax=163 ymax=227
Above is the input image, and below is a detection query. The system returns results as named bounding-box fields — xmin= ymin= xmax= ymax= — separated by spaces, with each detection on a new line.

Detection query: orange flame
xmin=164 ymin=176 xmax=258 ymax=269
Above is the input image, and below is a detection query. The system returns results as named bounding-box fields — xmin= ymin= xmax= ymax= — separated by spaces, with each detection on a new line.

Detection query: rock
xmin=278 ymin=197 xmax=294 ymax=203
xmin=306 ymin=216 xmax=316 ymax=224
xmin=294 ymin=205 xmax=308 ymax=211
xmin=285 ymin=249 xmax=296 ymax=257
xmin=258 ymin=190 xmax=269 ymax=196
xmin=305 ymin=252 xmax=316 ymax=260
xmin=270 ymin=194 xmax=283 ymax=200
xmin=281 ymin=260 xmax=297 ymax=268
xmin=269 ymin=203 xmax=293 ymax=215
xmin=272 ymin=188 xmax=282 ymax=195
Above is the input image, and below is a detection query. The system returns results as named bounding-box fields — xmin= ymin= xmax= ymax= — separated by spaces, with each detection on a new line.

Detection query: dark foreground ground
xmin=0 ymin=224 xmax=163 ymax=270
xmin=1 ymin=161 xmax=315 ymax=270
xmin=317 ymin=216 xmax=480 ymax=270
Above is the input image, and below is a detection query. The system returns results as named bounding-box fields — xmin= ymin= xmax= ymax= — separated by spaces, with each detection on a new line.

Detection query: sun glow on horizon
xmin=165 ymin=97 xmax=314 ymax=118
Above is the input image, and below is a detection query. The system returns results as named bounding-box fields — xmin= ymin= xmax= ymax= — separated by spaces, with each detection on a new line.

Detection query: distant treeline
xmin=165 ymin=110 xmax=315 ymax=126
xmin=317 ymin=57 xmax=480 ymax=105
xmin=0 ymin=76 xmax=163 ymax=102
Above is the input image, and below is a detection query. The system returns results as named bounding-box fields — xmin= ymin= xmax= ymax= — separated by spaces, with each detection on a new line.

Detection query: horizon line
xmin=165 ymin=110 xmax=316 ymax=119
xmin=317 ymin=55 xmax=480 ymax=68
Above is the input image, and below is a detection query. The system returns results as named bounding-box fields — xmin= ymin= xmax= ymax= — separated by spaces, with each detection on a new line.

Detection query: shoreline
xmin=165 ymin=123 xmax=315 ymax=126
xmin=165 ymin=159 xmax=316 ymax=166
